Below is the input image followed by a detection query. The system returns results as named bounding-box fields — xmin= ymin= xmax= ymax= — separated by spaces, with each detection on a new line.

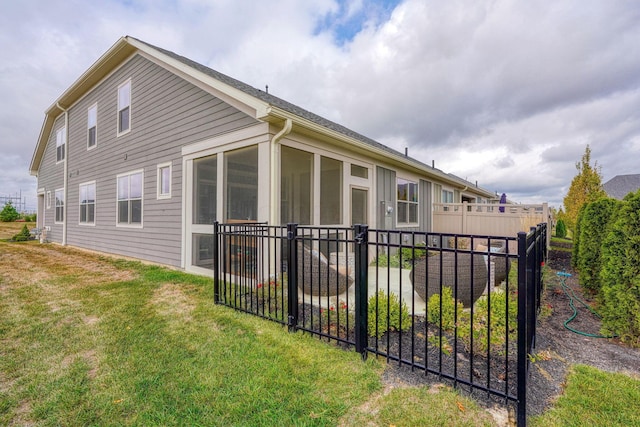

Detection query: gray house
xmin=30 ymin=36 xmax=496 ymax=275
xmin=603 ymin=174 xmax=640 ymax=200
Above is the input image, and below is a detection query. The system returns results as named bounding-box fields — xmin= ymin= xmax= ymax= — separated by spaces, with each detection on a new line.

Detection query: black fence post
xmin=354 ymin=224 xmax=369 ymax=359
xmin=516 ymin=230 xmax=528 ymax=427
xmin=287 ymin=223 xmax=299 ymax=332
xmin=213 ymin=221 xmax=220 ymax=303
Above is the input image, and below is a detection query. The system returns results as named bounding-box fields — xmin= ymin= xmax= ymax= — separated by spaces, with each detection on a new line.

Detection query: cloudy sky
xmin=2 ymin=0 xmax=639 ymax=210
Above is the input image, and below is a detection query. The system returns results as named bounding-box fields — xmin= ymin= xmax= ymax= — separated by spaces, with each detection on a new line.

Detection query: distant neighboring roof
xmin=603 ymin=174 xmax=640 ymax=200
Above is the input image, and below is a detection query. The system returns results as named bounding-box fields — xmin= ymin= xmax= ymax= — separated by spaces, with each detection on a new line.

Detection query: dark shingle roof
xmin=131 ymin=37 xmax=495 ymax=197
xmin=603 ymin=174 xmax=640 ymax=200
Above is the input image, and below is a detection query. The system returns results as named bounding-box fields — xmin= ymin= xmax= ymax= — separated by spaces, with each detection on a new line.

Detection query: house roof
xmin=30 ymin=36 xmax=496 ymax=199
xmin=603 ymin=174 xmax=640 ymax=200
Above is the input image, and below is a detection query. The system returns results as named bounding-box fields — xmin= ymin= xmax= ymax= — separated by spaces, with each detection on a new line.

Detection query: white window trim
xmin=78 ymin=181 xmax=96 ymax=226
xmin=54 ymin=188 xmax=64 ymax=224
xmin=116 ymin=169 xmax=144 ymax=228
xmin=396 ymin=177 xmax=419 ymax=227
xmin=157 ymin=162 xmax=172 ymax=200
xmin=117 ymin=79 xmax=131 ymax=137
xmin=87 ymin=103 xmax=98 ymax=150
xmin=46 ymin=191 xmax=51 ymax=209
xmin=56 ymin=127 xmax=66 ymax=164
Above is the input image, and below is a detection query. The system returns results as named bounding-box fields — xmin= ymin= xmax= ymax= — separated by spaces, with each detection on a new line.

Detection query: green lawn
xmin=1 ymin=223 xmax=638 ymax=426
xmin=0 ymin=234 xmax=492 ymax=426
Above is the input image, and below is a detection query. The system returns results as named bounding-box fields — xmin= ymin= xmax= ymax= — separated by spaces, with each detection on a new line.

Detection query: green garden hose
xmin=556 ymin=271 xmax=616 ymax=338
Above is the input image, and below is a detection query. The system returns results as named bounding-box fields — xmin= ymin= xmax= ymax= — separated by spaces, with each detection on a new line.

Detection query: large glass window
xmin=226 ymin=146 xmax=258 ymax=221
xmin=117 ymin=171 xmax=143 ymax=225
xmin=320 ymin=156 xmax=342 ymax=224
xmin=281 ymin=146 xmax=313 ymax=224
xmin=87 ymin=104 xmax=97 ymax=148
xmin=193 ymin=155 xmax=217 ymax=224
xmin=397 ymin=178 xmax=418 ymax=225
xmin=56 ymin=127 xmax=66 ymax=162
xmin=117 ymin=80 xmax=131 ymax=134
xmin=55 ymin=188 xmax=64 ymax=223
xmin=79 ymin=182 xmax=96 ymax=225
xmin=351 ymin=188 xmax=368 ymax=225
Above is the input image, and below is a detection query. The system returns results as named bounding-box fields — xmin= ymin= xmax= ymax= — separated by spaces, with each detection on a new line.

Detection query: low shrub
xmin=12 ymin=224 xmax=32 ymax=242
xmin=426 ymin=287 xmax=518 ymax=354
xmin=368 ymin=290 xmax=411 ymax=338
xmin=426 ymin=287 xmax=463 ymax=331
xmin=555 ymin=218 xmax=567 ymax=238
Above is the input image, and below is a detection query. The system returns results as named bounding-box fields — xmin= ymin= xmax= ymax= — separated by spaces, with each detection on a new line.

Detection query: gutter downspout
xmin=269 ymin=118 xmax=292 ymax=225
xmin=57 ymin=102 xmax=69 ymax=246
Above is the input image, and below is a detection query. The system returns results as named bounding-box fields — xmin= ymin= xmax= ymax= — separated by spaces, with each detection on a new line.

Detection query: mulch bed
xmin=222 ymin=245 xmax=640 ymax=419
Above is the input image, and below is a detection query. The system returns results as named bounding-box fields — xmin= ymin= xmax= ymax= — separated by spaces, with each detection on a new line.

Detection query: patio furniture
xmin=297 ymin=245 xmax=354 ymax=296
xmin=409 ymin=251 xmax=488 ymax=307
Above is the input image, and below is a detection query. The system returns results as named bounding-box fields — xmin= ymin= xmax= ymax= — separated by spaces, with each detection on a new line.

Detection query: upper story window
xmin=397 ymin=178 xmax=418 ymax=225
xmin=56 ymin=127 xmax=66 ymax=162
xmin=117 ymin=170 xmax=143 ymax=226
xmin=87 ymin=104 xmax=97 ymax=148
xmin=117 ymin=80 xmax=131 ymax=135
xmin=157 ymin=162 xmax=171 ymax=199
xmin=55 ymin=188 xmax=64 ymax=223
xmin=79 ymin=181 xmax=96 ymax=225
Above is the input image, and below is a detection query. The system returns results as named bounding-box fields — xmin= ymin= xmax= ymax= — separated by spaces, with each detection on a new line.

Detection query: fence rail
xmin=213 ymin=221 xmax=547 ymax=426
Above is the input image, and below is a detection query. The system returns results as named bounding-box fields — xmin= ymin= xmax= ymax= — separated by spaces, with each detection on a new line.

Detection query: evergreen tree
xmin=0 ymin=201 xmax=19 ymax=222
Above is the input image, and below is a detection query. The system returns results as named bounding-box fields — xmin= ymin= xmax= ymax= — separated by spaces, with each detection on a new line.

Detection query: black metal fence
xmin=213 ymin=221 xmax=547 ymax=426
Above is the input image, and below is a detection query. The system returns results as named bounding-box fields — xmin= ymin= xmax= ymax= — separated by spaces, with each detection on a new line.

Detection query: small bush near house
xmin=575 ymin=198 xmax=619 ymax=295
xmin=426 ymin=287 xmax=462 ymax=331
xmin=0 ymin=202 xmax=20 ymax=222
xmin=598 ymin=190 xmax=640 ymax=346
xmin=555 ymin=218 xmax=567 ymax=238
xmin=367 ymin=290 xmax=411 ymax=338
xmin=12 ymin=224 xmax=32 ymax=242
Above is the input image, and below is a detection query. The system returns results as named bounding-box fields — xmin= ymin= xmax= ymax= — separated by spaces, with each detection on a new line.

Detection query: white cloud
xmin=1 ymin=0 xmax=639 ymax=211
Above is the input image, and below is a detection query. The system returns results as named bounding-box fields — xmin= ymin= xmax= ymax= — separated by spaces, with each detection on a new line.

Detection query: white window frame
xmin=56 ymin=127 xmax=66 ymax=163
xmin=442 ymin=189 xmax=454 ymax=203
xmin=117 ymin=80 xmax=131 ymax=136
xmin=87 ymin=103 xmax=97 ymax=149
xmin=46 ymin=191 xmax=51 ymax=209
xmin=54 ymin=188 xmax=64 ymax=224
xmin=116 ymin=169 xmax=143 ymax=227
xmin=157 ymin=162 xmax=172 ymax=200
xmin=397 ymin=177 xmax=419 ymax=226
xmin=79 ymin=181 xmax=96 ymax=226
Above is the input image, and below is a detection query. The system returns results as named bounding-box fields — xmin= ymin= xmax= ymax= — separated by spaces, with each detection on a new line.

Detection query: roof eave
xmin=30 ymin=37 xmax=137 ymax=174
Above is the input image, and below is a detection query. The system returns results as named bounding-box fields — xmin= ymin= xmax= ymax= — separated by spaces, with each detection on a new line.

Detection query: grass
xmin=0 ymin=222 xmax=493 ymax=426
xmin=2 ymin=221 xmax=638 ymax=426
xmin=531 ymin=365 xmax=640 ymax=426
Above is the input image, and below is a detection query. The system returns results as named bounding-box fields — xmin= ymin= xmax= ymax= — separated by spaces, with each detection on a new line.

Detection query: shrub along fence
xmin=213 ymin=222 xmax=547 ymax=426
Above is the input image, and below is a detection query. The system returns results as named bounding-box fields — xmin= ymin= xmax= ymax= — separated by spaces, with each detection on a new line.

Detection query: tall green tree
xmin=0 ymin=201 xmax=20 ymax=222
xmin=562 ymin=145 xmax=606 ymax=232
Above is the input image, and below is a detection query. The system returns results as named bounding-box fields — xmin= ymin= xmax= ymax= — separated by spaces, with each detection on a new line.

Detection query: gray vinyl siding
xmin=419 ymin=179 xmax=432 ymax=232
xmin=37 ymin=115 xmax=66 ymax=243
xmin=45 ymin=53 xmax=257 ymax=267
xmin=376 ymin=166 xmax=396 ymax=230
